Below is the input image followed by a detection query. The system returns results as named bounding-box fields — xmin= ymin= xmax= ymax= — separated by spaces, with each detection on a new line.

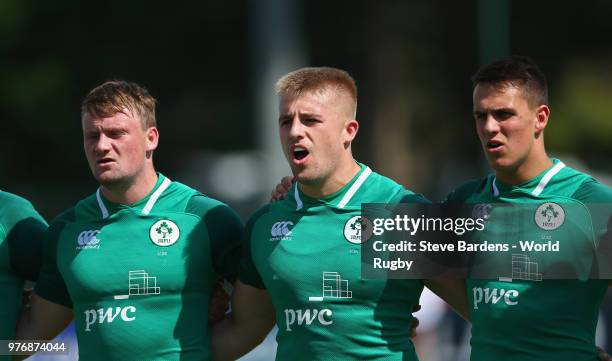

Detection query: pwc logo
xmin=270 ymin=221 xmax=293 ymax=241
xmin=76 ymin=230 xmax=101 ymax=250
xmin=472 ymin=287 xmax=519 ymax=310
xmin=282 ymin=272 xmax=353 ymax=331
xmin=283 ymin=308 xmax=332 ymax=331
xmin=83 ymin=306 xmax=136 ymax=332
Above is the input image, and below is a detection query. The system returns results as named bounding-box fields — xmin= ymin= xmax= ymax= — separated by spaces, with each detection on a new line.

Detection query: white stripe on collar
xmin=142 ymin=177 xmax=172 ymax=215
xmin=531 ymin=161 xmax=565 ymax=197
xmin=96 ymin=188 xmax=109 ymax=219
xmin=293 ymin=167 xmax=372 ymax=210
xmin=492 ymin=178 xmax=500 ymax=197
xmin=337 ymin=167 xmax=372 ymax=209
xmin=294 ymin=183 xmax=303 ymax=211
xmin=491 ymin=161 xmax=566 ymax=198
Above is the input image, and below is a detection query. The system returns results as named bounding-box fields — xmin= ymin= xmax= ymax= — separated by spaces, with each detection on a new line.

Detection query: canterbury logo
xmin=78 ymin=230 xmax=101 ymax=246
xmin=271 ymin=221 xmax=293 ymax=237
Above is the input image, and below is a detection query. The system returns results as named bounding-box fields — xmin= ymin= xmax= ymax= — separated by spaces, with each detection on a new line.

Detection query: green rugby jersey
xmin=0 ymin=191 xmax=46 ymax=348
xmin=240 ymin=163 xmax=427 ymax=361
xmin=446 ymin=159 xmax=612 ymax=361
xmin=35 ymin=174 xmax=242 ymax=361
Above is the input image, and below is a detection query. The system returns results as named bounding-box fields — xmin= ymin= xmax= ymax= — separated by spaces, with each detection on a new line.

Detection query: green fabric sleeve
xmin=571 ymin=179 xmax=612 ymax=240
xmin=443 ymin=179 xmax=484 ymax=203
xmin=7 ymin=217 xmax=47 ymax=281
xmin=396 ymin=191 xmax=432 ymax=204
xmin=186 ymin=195 xmax=244 ymax=283
xmin=34 ymin=211 xmax=74 ymax=308
xmin=572 ymin=179 xmax=612 ymax=277
xmin=2 ymin=194 xmax=47 ymax=281
xmin=238 ymin=205 xmax=269 ymax=289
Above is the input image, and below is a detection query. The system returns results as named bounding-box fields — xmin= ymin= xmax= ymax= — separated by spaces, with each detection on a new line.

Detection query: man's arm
xmin=15 ymin=210 xmax=74 ymax=356
xmin=212 ymin=280 xmax=276 ymax=361
xmin=14 ymin=294 xmax=73 ymax=360
xmin=16 ymin=294 xmax=73 ymax=341
xmin=424 ymin=278 xmax=469 ymax=321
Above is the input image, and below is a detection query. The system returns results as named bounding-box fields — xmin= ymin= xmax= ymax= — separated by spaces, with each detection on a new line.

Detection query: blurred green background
xmin=2 ymin=0 xmax=610 ymax=220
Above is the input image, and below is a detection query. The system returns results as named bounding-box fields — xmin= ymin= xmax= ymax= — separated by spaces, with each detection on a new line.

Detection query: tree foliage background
xmin=1 ymin=0 xmax=610 ymax=219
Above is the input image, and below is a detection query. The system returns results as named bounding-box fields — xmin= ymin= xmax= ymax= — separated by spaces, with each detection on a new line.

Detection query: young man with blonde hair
xmin=17 ymin=80 xmax=243 ymax=360
xmin=213 ymin=67 xmax=466 ymax=360
xmin=268 ymin=58 xmax=612 ymax=360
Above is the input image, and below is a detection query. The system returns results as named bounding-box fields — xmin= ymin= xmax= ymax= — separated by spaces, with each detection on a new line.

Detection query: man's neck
xmin=100 ymin=168 xmax=159 ymax=205
xmin=495 ymin=151 xmax=552 ymax=186
xmin=299 ymin=161 xmax=361 ymax=199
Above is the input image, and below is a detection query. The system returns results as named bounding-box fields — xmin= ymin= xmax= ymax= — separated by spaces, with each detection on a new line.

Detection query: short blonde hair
xmin=81 ymin=80 xmax=157 ymax=128
xmin=276 ymin=67 xmax=357 ymax=117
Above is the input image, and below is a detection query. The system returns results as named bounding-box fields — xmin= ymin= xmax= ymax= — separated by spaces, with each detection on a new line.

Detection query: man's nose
xmin=482 ymin=114 xmax=500 ymax=135
xmin=288 ymin=117 xmax=305 ymax=139
xmin=94 ymin=134 xmax=112 ymax=153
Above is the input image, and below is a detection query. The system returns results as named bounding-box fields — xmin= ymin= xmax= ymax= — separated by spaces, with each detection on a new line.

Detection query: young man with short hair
xmin=447 ymin=55 xmax=612 ymax=360
xmin=268 ymin=58 xmax=612 ymax=360
xmin=213 ymin=67 xmax=466 ymax=360
xmin=18 ymin=80 xmax=242 ymax=360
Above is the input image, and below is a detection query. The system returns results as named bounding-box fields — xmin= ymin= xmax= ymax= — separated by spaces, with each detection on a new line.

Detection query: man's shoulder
xmin=571 ymin=177 xmax=612 ymax=203
xmin=153 ymin=179 xmax=214 ymax=216
xmin=48 ymin=206 xmax=79 ymax=229
xmin=184 ymin=192 xmax=241 ymax=222
xmin=363 ymin=168 xmax=430 ymax=203
xmin=0 ymin=190 xmax=32 ymax=209
xmin=48 ymin=193 xmax=99 ymax=230
xmin=444 ymin=177 xmax=490 ymax=203
xmin=548 ymin=163 xmax=612 ymax=202
xmin=162 ymin=179 xmax=202 ymax=203
xmin=245 ymin=204 xmax=273 ymax=229
xmin=0 ymin=191 xmax=47 ymax=240
xmin=0 ymin=190 xmax=41 ymax=218
xmin=166 ymin=179 xmax=201 ymax=195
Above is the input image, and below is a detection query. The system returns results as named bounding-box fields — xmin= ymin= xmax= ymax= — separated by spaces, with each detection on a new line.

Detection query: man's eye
xmin=495 ymin=111 xmax=513 ymax=120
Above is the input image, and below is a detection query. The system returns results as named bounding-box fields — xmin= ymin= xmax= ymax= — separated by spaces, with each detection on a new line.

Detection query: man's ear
xmin=343 ymin=119 xmax=359 ymax=147
xmin=534 ymin=105 xmax=550 ymax=134
xmin=145 ymin=126 xmax=159 ymax=157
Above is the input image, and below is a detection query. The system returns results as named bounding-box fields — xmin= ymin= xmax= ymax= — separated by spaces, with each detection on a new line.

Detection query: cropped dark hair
xmin=472 ymin=55 xmax=548 ymax=107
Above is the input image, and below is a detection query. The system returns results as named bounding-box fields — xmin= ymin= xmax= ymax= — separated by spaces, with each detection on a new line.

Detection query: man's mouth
xmin=486 ymin=140 xmax=503 ymax=151
xmin=97 ymin=157 xmax=115 ymax=165
xmin=293 ymin=146 xmax=309 ymax=161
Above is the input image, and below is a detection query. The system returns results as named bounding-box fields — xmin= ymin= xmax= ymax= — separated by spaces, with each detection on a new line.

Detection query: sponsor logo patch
xmin=76 ymin=230 xmax=101 ymax=250
xmin=472 ymin=287 xmax=520 ymax=310
xmin=270 ymin=221 xmax=293 ymax=241
xmin=284 ymin=271 xmax=353 ymax=331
